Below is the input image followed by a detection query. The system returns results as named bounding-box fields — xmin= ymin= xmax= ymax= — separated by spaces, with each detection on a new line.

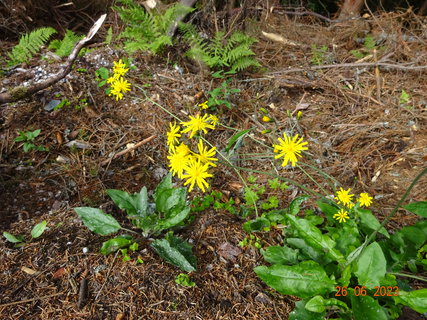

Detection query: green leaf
xmin=349 ymin=290 xmax=388 ymax=320
xmin=154 ymin=172 xmax=173 ymax=200
xmin=155 ymin=187 xmax=187 ymax=214
xmin=96 ymin=67 xmax=109 ymax=79
xmin=287 ymin=238 xmax=328 ymax=264
xmin=393 ymin=289 xmax=427 ymax=313
xmin=151 ymin=233 xmax=197 ymax=272
xmin=289 ymin=195 xmax=310 ymax=215
xmin=286 ymin=215 xmax=344 ymax=262
xmin=254 ymin=261 xmax=336 ymax=299
xmin=100 ymin=236 xmax=133 ymax=255
xmin=3 ymin=231 xmax=24 ymax=243
xmin=354 ymin=242 xmax=386 ymax=289
xmin=289 ymin=300 xmax=325 ymax=320
xmin=261 ymin=245 xmax=299 ymax=265
xmin=74 ymin=207 xmax=121 ymax=236
xmin=355 ymin=207 xmax=389 ymax=238
xmin=106 ymin=189 xmax=137 ymax=215
xmin=305 ymin=295 xmax=349 ymax=313
xmin=403 ymin=201 xmax=427 ymax=217
xmin=243 ymin=217 xmax=270 ymax=232
xmin=134 ymin=187 xmax=148 ymax=216
xmin=31 ymin=220 xmax=47 ymax=239
xmin=316 ymin=200 xmax=339 ymax=221
xmin=225 ymin=128 xmax=252 ymax=152
xmin=157 ymin=206 xmax=191 ymax=231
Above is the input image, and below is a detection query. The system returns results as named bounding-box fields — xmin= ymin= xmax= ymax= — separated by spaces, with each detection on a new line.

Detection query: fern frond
xmin=115 ymin=0 xmax=190 ymax=54
xmin=7 ymin=27 xmax=57 ymax=66
xmin=180 ymin=26 xmax=260 ymax=72
xmin=49 ymin=29 xmax=84 ymax=57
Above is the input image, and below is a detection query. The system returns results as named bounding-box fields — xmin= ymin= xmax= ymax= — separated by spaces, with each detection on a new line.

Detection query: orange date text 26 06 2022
xmin=335 ymin=286 xmax=399 ymax=297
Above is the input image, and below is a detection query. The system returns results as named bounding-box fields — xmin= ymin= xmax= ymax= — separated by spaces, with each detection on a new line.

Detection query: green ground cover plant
xmin=14 ymin=129 xmax=48 ymax=152
xmin=3 ymin=220 xmax=47 ymax=247
xmin=74 ymin=173 xmax=197 ymax=272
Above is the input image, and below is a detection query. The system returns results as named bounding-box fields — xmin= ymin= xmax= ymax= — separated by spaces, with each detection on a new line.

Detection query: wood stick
xmin=0 ymin=292 xmax=63 ymax=308
xmin=100 ymin=135 xmax=156 ymax=166
xmin=0 ymin=14 xmax=107 ymax=105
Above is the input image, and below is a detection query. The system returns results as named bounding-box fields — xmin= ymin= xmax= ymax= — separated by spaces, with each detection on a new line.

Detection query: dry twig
xmin=0 ymin=14 xmax=107 ymax=105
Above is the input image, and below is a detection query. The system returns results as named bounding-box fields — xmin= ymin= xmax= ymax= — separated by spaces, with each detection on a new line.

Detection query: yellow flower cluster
xmin=108 ymin=59 xmax=131 ymax=101
xmin=333 ymin=188 xmax=374 ymax=223
xmin=166 ymin=114 xmax=218 ymax=192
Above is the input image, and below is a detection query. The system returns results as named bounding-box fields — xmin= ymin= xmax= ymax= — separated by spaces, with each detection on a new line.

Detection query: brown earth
xmin=0 ymin=6 xmax=426 ymax=320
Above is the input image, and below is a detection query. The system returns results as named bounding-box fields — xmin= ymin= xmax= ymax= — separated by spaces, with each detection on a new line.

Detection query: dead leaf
xmin=52 ymin=267 xmax=67 ymax=279
xmin=218 ymin=242 xmax=242 ymax=263
xmin=261 ymin=31 xmax=298 ymax=46
xmin=21 ymin=266 xmax=37 ymax=275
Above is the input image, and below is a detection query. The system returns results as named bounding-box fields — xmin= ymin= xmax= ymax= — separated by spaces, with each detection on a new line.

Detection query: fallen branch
xmin=0 ymin=14 xmax=107 ymax=105
xmin=0 ymin=292 xmax=63 ymax=308
xmin=100 ymin=135 xmax=156 ymax=166
xmin=267 ymin=61 xmax=427 ymax=75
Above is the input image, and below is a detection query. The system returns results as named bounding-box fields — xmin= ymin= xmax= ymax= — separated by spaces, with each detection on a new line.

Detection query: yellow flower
xmin=182 ymin=158 xmax=213 ymax=192
xmin=167 ymin=150 xmax=191 ymax=179
xmin=262 ymin=115 xmax=272 ymax=122
xmin=335 ymin=188 xmax=354 ymax=207
xmin=296 ymin=111 xmax=303 ymax=120
xmin=175 ymin=143 xmax=191 ymax=156
xmin=273 ymin=133 xmax=308 ymax=167
xmin=113 ymin=59 xmax=129 ymax=76
xmin=198 ymin=101 xmax=209 ymax=109
xmin=166 ymin=122 xmax=181 ymax=151
xmin=208 ymin=114 xmax=219 ymax=126
xmin=194 ymin=139 xmax=217 ymax=167
xmin=107 ymin=73 xmax=120 ymax=84
xmin=358 ymin=192 xmax=373 ymax=207
xmin=181 ymin=113 xmax=215 ymax=138
xmin=333 ymin=209 xmax=350 ymax=223
xmin=109 ymin=88 xmax=124 ymax=101
xmin=111 ymin=77 xmax=131 ymax=94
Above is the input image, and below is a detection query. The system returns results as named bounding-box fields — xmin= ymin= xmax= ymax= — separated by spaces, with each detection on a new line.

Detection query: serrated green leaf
xmin=106 ymin=189 xmax=137 ymax=215
xmin=403 ymin=201 xmax=427 ymax=217
xmin=31 ymin=220 xmax=47 ymax=239
xmin=354 ymin=242 xmax=386 ymax=289
xmin=151 ymin=234 xmax=196 ymax=272
xmin=74 ymin=207 xmax=121 ymax=235
xmin=261 ymin=245 xmax=299 ymax=265
xmin=3 ymin=231 xmax=24 ymax=243
xmin=100 ymin=236 xmax=133 ymax=255
xmin=254 ymin=261 xmax=336 ymax=299
xmin=289 ymin=195 xmax=310 ymax=215
xmin=286 ymin=215 xmax=344 ymax=262
xmin=393 ymin=289 xmax=427 ymax=313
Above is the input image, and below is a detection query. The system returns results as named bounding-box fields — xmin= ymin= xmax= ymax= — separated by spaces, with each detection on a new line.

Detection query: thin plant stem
xmin=296 ymin=163 xmax=329 ymax=197
xmin=299 ymin=161 xmax=340 ymax=189
xmin=366 ymin=167 xmax=427 ymax=245
xmin=388 ymin=272 xmax=427 ymax=283
xmin=201 ymin=136 xmax=259 ymax=217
